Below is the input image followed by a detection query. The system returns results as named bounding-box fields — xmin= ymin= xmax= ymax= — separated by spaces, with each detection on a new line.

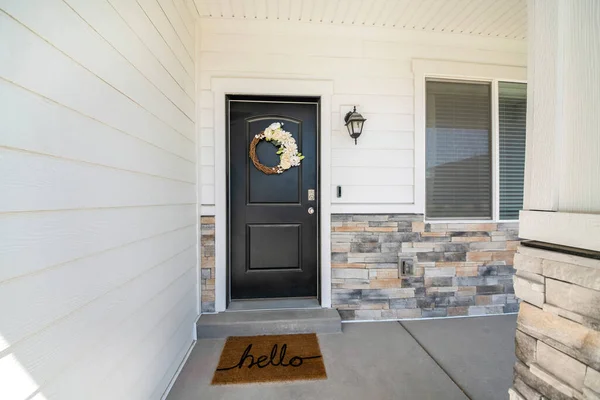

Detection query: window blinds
xmin=426 ymin=80 xmax=492 ymax=219
xmin=499 ymin=82 xmax=527 ymax=220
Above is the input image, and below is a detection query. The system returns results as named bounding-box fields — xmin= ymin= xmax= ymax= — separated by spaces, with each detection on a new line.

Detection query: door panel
xmin=247 ymin=224 xmax=301 ymax=270
xmin=229 ymin=98 xmax=319 ymax=300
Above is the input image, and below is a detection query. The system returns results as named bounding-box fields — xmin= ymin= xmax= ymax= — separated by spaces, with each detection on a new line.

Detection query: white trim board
xmin=412 ymin=59 xmax=527 ymax=219
xmin=211 ymin=77 xmax=334 ymax=312
xmin=519 ymin=210 xmax=600 ymax=252
xmin=160 ymin=341 xmax=196 ymax=400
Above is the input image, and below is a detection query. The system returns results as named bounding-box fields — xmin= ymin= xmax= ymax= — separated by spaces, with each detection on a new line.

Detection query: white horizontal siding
xmin=0 ymin=80 xmax=195 ymax=183
xmin=197 ymin=17 xmax=526 ymax=208
xmin=108 ymin=0 xmax=195 ymax=97
xmin=0 ymin=1 xmax=197 ymax=399
xmin=1 ymin=149 xmax=195 ymax=212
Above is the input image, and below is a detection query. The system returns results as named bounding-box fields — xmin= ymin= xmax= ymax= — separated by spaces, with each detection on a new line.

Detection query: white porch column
xmin=510 ymin=2 xmax=600 ymax=399
xmin=519 ymin=0 xmax=600 ymax=251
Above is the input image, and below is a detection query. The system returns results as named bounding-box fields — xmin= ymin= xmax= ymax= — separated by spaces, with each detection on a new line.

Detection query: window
xmin=499 ymin=82 xmax=527 ymax=220
xmin=425 ymin=79 xmax=527 ymax=220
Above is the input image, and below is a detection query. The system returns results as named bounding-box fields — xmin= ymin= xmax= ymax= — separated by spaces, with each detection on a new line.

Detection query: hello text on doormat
xmin=211 ymin=333 xmax=327 ymax=385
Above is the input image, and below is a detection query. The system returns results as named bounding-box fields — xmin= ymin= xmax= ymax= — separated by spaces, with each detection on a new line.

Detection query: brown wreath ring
xmin=249 ymin=132 xmax=281 ymax=175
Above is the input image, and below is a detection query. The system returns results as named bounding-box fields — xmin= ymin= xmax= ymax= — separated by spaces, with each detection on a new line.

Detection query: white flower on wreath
xmin=257 ymin=122 xmax=305 ymax=173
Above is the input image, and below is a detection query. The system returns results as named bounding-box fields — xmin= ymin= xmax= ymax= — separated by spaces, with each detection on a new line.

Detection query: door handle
xmin=308 ymin=207 xmax=315 ymax=215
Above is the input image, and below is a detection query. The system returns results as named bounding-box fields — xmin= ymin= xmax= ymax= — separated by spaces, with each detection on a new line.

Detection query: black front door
xmin=228 ymin=96 xmax=319 ymax=300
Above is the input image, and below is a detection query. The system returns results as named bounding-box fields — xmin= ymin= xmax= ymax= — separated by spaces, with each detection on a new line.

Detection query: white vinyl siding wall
xmin=0 ymin=1 xmax=197 ymax=399
xmin=197 ymin=18 xmax=527 ymax=214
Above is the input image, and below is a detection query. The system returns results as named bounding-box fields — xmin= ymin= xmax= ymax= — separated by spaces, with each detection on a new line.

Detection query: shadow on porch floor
xmin=166 ymin=314 xmax=517 ymax=400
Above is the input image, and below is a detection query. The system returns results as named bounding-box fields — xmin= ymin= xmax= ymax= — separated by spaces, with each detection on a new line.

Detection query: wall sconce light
xmin=344 ymin=106 xmax=367 ymax=145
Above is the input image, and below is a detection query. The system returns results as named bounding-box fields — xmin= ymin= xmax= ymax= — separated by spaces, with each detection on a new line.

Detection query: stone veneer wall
xmin=509 ymin=244 xmax=600 ymax=400
xmin=332 ymin=214 xmax=520 ymax=320
xmin=198 ymin=214 xmax=521 ymax=319
xmin=200 ymin=216 xmax=215 ymax=313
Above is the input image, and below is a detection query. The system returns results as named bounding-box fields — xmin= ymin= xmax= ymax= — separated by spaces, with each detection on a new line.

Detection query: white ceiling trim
xmin=192 ymin=0 xmax=527 ymax=39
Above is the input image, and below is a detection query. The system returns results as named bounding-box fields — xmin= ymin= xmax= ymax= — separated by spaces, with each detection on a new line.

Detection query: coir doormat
xmin=211 ymin=333 xmax=327 ymax=385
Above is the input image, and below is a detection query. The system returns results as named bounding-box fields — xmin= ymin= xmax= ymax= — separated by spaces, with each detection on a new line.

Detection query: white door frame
xmin=211 ymin=77 xmax=333 ymax=312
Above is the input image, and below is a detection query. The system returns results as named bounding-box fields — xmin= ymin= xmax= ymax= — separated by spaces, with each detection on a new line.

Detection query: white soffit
xmin=193 ymin=0 xmax=527 ymax=39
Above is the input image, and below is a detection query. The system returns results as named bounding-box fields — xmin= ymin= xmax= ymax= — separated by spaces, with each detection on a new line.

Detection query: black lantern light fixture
xmin=344 ymin=106 xmax=367 ymax=145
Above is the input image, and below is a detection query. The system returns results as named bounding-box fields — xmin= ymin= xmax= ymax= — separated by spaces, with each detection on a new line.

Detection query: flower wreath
xmin=249 ymin=122 xmax=305 ymax=175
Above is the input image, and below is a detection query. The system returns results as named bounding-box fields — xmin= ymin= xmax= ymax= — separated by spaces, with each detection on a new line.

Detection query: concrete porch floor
xmin=166 ymin=314 xmax=517 ymax=400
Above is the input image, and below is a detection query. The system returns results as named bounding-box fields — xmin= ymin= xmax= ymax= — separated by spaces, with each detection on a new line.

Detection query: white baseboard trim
xmin=160 ymin=341 xmax=196 ymax=400
xmin=341 ymin=312 xmax=519 ymax=324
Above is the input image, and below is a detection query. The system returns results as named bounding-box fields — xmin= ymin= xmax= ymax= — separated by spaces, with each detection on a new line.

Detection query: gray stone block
xmin=332 ymin=269 xmax=369 ymax=279
xmin=470 ymin=241 xmax=508 ymax=250
xmin=443 ymin=252 xmax=467 ymax=261
xmin=476 ymin=285 xmax=505 ymax=295
xmin=390 ymin=298 xmax=418 ymax=309
xmin=456 ymin=276 xmax=487 ymax=286
xmin=381 ymin=242 xmax=403 ymax=252
xmin=425 ymin=277 xmax=454 ymax=287
xmin=396 ymin=221 xmax=413 ymax=232
xmin=201 ymin=301 xmax=215 ymax=313
xmin=402 ymin=277 xmax=424 ymax=288
xmin=417 ymin=297 xmax=436 ymax=308
xmin=201 ymin=268 xmax=212 ymax=279
xmin=352 ymin=214 xmax=389 ymax=221
xmin=202 ymin=246 xmax=215 ymax=257
xmin=359 ymin=290 xmax=411 ymax=303
xmin=448 ymin=296 xmax=475 ymax=307
xmin=497 ymin=222 xmax=519 ymax=231
xmin=352 ymin=234 xmax=380 ymax=243
xmin=201 ymin=224 xmax=215 ymax=233
xmin=437 ymin=243 xmax=470 ymax=253
xmin=420 ymin=236 xmax=451 ymax=242
xmin=332 ymin=289 xmax=362 ymax=302
xmin=417 ymin=252 xmax=444 ymax=262
xmin=468 ymin=305 xmax=504 ymax=316
xmin=365 ymin=262 xmax=399 ymax=269
xmin=422 ymin=308 xmax=448 ymax=318
xmin=379 ymin=232 xmax=421 ymax=243
xmin=332 ymin=252 xmax=349 ymax=262
xmin=361 ymin=253 xmax=399 ymax=263
xmin=350 ymin=242 xmax=381 ymax=253
xmin=388 ymin=214 xmax=424 ymax=222
xmin=498 ymin=265 xmax=517 ymax=275
xmin=449 ymin=231 xmax=491 ymax=237
xmin=479 ymin=265 xmax=498 ymax=276
xmin=332 ymin=214 xmax=353 ymax=222
xmin=368 ymin=221 xmax=399 ymax=227
xmin=331 ymin=235 xmax=351 ymax=244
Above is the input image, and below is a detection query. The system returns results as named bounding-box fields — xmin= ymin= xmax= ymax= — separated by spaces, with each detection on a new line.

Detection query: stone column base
xmin=510 ymin=243 xmax=600 ymax=400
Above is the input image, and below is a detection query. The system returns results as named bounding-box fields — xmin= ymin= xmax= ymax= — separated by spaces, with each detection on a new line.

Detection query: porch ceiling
xmin=191 ymin=0 xmax=527 ymax=39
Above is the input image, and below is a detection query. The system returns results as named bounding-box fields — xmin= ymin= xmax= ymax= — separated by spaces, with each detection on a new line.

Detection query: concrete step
xmin=196 ymin=308 xmax=342 ymax=339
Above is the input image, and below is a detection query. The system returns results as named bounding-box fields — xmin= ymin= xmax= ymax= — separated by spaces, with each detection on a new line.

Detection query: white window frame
xmin=412 ymin=59 xmax=527 ymax=223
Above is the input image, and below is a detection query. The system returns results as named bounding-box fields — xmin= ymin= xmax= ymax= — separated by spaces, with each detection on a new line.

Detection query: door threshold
xmin=226 ymin=298 xmax=321 ymax=312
